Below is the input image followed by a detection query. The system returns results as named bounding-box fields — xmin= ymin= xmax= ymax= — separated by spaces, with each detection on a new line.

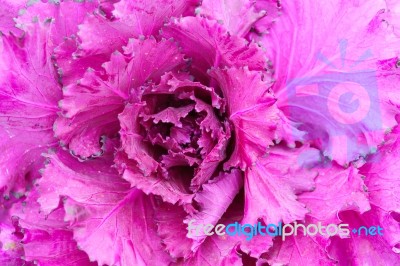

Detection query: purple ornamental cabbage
xmin=0 ymin=0 xmax=399 ymax=265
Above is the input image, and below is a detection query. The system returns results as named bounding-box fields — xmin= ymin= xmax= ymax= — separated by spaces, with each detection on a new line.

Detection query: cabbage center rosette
xmin=117 ymin=73 xmax=231 ymax=203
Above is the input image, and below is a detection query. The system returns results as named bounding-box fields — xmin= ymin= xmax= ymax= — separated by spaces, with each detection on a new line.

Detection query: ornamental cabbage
xmin=0 ymin=0 xmax=400 ymax=265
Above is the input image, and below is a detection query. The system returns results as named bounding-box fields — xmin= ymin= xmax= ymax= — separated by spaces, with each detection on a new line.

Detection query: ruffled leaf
xmin=113 ymin=0 xmax=198 ymax=34
xmin=0 ymin=222 xmax=28 ymax=266
xmin=210 ymin=67 xmax=304 ymax=169
xmin=161 ymin=17 xmax=268 ymax=81
xmin=299 ymin=163 xmax=371 ymax=224
xmin=77 ymin=0 xmax=198 ymax=57
xmin=360 ymin=126 xmax=400 ymax=213
xmin=186 ymin=170 xmax=243 ymax=247
xmin=155 ymin=202 xmax=193 ymax=259
xmin=186 ymin=195 xmax=273 ymax=265
xmin=10 ymin=191 xmax=94 ymax=266
xmin=0 ymin=0 xmax=25 ymax=36
xmin=55 ymin=38 xmax=185 ymax=158
xmin=38 ymin=150 xmax=172 ymax=266
xmin=16 ymin=0 xmax=98 ymax=48
xmin=264 ymin=231 xmax=335 ymax=265
xmin=327 ymin=208 xmax=400 ymax=264
xmin=243 ymin=145 xmax=319 ymax=224
xmin=117 ymin=152 xmax=198 ymax=206
xmin=198 ymin=0 xmax=263 ymax=36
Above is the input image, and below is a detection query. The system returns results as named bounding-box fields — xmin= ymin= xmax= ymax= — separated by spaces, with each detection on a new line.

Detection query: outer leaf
xmin=11 ymin=192 xmax=95 ymax=266
xmin=299 ymin=163 xmax=371 ymax=224
xmin=243 ymin=145 xmax=319 ymax=224
xmin=360 ymin=126 xmax=400 ymax=213
xmin=38 ymin=150 xmax=172 ymax=266
xmin=0 ymin=24 xmax=61 ymax=195
xmin=327 ymin=208 xmax=400 ymax=265
xmin=186 ymin=196 xmax=273 ymax=265
xmin=361 ymin=207 xmax=400 ymax=254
